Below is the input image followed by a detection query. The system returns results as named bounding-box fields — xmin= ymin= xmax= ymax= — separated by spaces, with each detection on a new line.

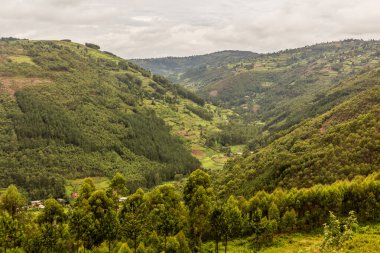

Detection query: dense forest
xmin=1 ymin=169 xmax=379 ymax=252
xmin=216 ymin=68 xmax=380 ymax=197
xmin=0 ymin=39 xmax=227 ymax=199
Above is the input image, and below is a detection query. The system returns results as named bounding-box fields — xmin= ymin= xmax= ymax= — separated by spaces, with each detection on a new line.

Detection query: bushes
xmin=185 ymin=104 xmax=213 ymax=121
xmin=85 ymin=43 xmax=100 ymax=50
xmin=320 ymin=211 xmax=358 ymax=252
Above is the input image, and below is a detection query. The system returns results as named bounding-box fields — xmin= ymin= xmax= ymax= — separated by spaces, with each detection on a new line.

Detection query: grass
xmin=261 ymin=232 xmax=322 ymax=253
xmin=340 ymin=224 xmax=380 ymax=252
xmin=202 ymin=223 xmax=380 ymax=253
xmin=65 ymin=177 xmax=110 ymax=196
xmin=8 ymin=55 xmax=36 ymax=65
xmin=230 ymin=145 xmax=245 ymax=154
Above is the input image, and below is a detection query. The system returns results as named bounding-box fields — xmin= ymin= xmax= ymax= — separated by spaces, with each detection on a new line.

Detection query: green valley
xmin=133 ymin=40 xmax=380 ymax=135
xmin=0 ymin=38 xmax=380 ymax=253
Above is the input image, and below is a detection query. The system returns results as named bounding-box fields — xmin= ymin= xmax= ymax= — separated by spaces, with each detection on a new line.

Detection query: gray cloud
xmin=0 ymin=0 xmax=379 ymax=58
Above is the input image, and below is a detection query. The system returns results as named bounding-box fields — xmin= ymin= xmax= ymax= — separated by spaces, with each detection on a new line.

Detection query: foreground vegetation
xmin=1 ymin=169 xmax=379 ymax=252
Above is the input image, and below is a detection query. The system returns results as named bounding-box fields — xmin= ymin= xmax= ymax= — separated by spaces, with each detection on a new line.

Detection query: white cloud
xmin=0 ymin=0 xmax=379 ymax=58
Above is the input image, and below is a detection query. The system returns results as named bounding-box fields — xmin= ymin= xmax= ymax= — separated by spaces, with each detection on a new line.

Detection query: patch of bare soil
xmin=191 ymin=149 xmax=205 ymax=159
xmin=0 ymin=77 xmax=52 ymax=97
xmin=320 ymin=116 xmax=336 ymax=134
xmin=209 ymin=90 xmax=218 ymax=97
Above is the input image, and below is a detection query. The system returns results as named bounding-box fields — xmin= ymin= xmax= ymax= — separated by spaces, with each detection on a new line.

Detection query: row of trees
xmin=1 ymin=170 xmax=379 ymax=252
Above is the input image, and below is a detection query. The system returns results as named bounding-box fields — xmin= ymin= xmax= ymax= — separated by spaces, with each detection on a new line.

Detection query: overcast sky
xmin=1 ymin=0 xmax=380 ymax=58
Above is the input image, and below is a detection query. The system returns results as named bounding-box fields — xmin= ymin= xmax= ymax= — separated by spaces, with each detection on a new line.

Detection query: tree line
xmin=1 ymin=170 xmax=379 ymax=252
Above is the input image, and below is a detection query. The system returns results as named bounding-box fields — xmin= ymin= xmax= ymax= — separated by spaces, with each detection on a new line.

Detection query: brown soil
xmin=191 ymin=149 xmax=205 ymax=159
xmin=209 ymin=90 xmax=218 ymax=97
xmin=320 ymin=116 xmax=336 ymax=134
xmin=0 ymin=77 xmax=52 ymax=97
xmin=252 ymin=104 xmax=260 ymax=113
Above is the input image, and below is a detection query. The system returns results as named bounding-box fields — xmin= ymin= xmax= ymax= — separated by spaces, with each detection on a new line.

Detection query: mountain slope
xmin=134 ymin=40 xmax=380 ymax=135
xmin=131 ymin=50 xmax=257 ymax=89
xmin=216 ymin=67 xmax=380 ymax=197
xmin=0 ymin=39 xmax=231 ymax=198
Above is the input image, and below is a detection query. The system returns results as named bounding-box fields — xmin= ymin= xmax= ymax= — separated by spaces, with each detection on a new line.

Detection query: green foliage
xmin=205 ymin=122 xmax=260 ymax=147
xmin=136 ymin=242 xmax=147 ymax=253
xmin=119 ymin=188 xmax=147 ymax=252
xmin=85 ymin=43 xmax=101 ymax=50
xmin=0 ymin=211 xmax=23 ymax=250
xmin=37 ymin=198 xmax=66 ymax=224
xmin=147 ymin=184 xmax=186 ymax=252
xmin=185 ymin=104 xmax=213 ymax=121
xmin=118 ymin=243 xmax=133 ymax=253
xmin=0 ymin=39 xmax=202 ymax=197
xmin=184 ymin=169 xmax=214 ymax=251
xmin=0 ymin=185 xmax=26 ymax=218
xmin=221 ymin=76 xmax=380 ymax=196
xmin=110 ymin=172 xmax=128 ymax=197
xmin=183 ymin=169 xmax=211 ymax=205
xmin=37 ymin=198 xmax=67 ymax=252
xmin=320 ymin=211 xmax=358 ymax=252
xmin=176 ymin=231 xmax=191 ymax=253
xmin=131 ymin=50 xmax=256 ymax=83
xmin=166 ymin=236 xmax=180 ymax=253
xmin=0 ymin=172 xmax=379 ymax=252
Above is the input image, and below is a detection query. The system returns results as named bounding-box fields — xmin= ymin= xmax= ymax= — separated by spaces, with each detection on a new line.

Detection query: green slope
xmin=216 ymin=68 xmax=380 ymax=197
xmin=134 ymin=40 xmax=380 ymax=135
xmin=0 ymin=39 xmax=232 ymax=199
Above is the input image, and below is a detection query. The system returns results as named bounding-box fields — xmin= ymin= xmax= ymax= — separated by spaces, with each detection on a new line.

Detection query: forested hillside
xmin=135 ymin=40 xmax=380 ymax=135
xmin=0 ymin=39 xmax=232 ymax=199
xmin=217 ymin=67 xmax=380 ymax=197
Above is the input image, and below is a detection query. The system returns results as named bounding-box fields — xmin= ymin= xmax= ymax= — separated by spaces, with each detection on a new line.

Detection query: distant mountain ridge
xmin=131 ymin=50 xmax=257 ymax=85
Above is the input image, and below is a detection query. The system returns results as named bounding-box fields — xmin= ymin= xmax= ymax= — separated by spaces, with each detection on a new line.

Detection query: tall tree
xmin=184 ymin=169 xmax=213 ymax=252
xmin=188 ymin=186 xmax=213 ymax=252
xmin=69 ymin=207 xmax=96 ymax=252
xmin=88 ymin=190 xmax=114 ymax=246
xmin=37 ymin=198 xmax=67 ymax=252
xmin=119 ymin=189 xmax=147 ymax=253
xmin=0 ymin=211 xmax=24 ymax=251
xmin=0 ymin=185 xmax=26 ymax=219
xmin=103 ymin=209 xmax=120 ymax=253
xmin=148 ymin=185 xmax=185 ymax=252
xmin=210 ymin=206 xmax=223 ymax=253
xmin=222 ymin=196 xmax=242 ymax=253
xmin=108 ymin=173 xmax=129 ymax=210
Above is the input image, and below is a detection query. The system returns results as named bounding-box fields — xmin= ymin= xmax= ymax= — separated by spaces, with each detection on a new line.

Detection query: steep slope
xmin=135 ymin=40 xmax=380 ymax=134
xmin=0 ymin=39 xmax=231 ymax=198
xmin=216 ymin=68 xmax=380 ymax=197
